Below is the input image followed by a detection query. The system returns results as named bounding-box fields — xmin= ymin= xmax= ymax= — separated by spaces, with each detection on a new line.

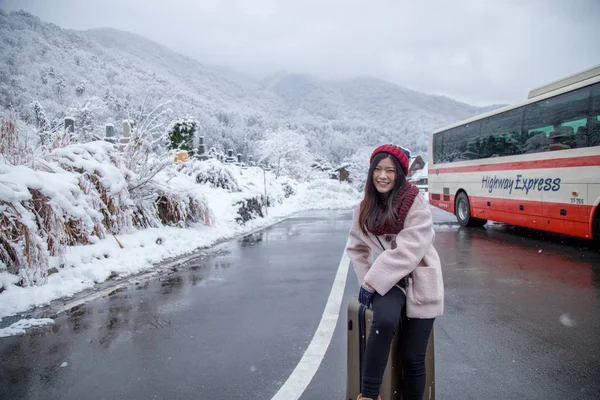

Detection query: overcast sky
xmin=1 ymin=0 xmax=599 ymax=106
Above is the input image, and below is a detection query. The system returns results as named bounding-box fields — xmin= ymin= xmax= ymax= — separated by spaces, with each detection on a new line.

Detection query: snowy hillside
xmin=0 ymin=9 xmax=500 ymax=162
xmin=263 ymin=74 xmax=498 ymax=154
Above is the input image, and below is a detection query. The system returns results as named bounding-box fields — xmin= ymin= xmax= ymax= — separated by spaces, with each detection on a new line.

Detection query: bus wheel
xmin=455 ymin=192 xmax=487 ymax=227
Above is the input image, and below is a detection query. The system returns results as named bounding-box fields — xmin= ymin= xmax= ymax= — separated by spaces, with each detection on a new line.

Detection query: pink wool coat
xmin=346 ymin=194 xmax=444 ymax=319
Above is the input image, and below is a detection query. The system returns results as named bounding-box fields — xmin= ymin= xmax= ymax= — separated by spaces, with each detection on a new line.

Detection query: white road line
xmin=270 ymin=239 xmax=351 ymax=400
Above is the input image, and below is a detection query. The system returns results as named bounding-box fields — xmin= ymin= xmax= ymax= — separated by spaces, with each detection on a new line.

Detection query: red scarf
xmin=368 ymin=182 xmax=420 ymax=236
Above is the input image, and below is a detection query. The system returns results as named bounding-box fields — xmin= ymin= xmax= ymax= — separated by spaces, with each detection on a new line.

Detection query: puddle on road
xmin=239 ymin=232 xmax=264 ymax=246
xmin=160 ymin=275 xmax=184 ymax=295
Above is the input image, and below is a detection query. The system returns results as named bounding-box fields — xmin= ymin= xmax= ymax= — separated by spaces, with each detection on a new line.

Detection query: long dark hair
xmin=359 ymin=152 xmax=407 ymax=236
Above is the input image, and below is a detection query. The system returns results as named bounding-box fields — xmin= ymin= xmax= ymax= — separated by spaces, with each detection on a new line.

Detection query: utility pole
xmin=263 ymin=167 xmax=268 ymax=217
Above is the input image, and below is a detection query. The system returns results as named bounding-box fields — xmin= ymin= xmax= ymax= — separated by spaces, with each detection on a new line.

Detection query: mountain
xmin=262 ymin=74 xmax=492 ymax=144
xmin=0 ymin=9 xmax=501 ymax=163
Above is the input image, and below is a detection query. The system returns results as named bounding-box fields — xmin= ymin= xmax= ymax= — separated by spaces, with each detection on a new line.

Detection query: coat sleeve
xmin=346 ymin=205 xmax=372 ymax=286
xmin=364 ymin=197 xmax=435 ymax=296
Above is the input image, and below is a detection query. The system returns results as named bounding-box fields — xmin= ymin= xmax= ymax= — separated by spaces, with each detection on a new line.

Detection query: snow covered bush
xmin=156 ymin=189 xmax=212 ymax=227
xmin=282 ymin=181 xmax=295 ymax=198
xmin=0 ymin=194 xmax=49 ymax=286
xmin=0 ymin=133 xmax=215 ymax=286
xmin=234 ymin=196 xmax=268 ymax=224
xmin=45 ymin=142 xmax=134 ymax=236
xmin=133 ymin=181 xmax=213 ymax=229
xmin=1 ymin=111 xmax=34 ymax=166
xmin=134 ymin=162 xmax=214 ymax=229
xmin=181 ymin=158 xmax=240 ymax=192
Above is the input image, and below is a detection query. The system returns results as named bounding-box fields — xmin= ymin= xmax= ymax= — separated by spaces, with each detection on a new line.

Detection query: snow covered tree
xmin=167 ymin=116 xmax=197 ymax=156
xmin=256 ymin=129 xmax=311 ymax=179
xmin=30 ymin=101 xmax=49 ymax=131
xmin=75 ymin=80 xmax=86 ymax=97
xmin=124 ymin=101 xmax=173 ymax=196
xmin=345 ymin=146 xmax=375 ymax=191
xmin=29 ymin=101 xmax=51 ymax=146
xmin=54 ymin=77 xmax=66 ymax=101
xmin=72 ymin=103 xmax=95 ymax=143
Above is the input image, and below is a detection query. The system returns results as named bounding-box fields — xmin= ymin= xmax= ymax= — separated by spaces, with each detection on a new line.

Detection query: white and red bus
xmin=428 ymin=64 xmax=600 ymax=241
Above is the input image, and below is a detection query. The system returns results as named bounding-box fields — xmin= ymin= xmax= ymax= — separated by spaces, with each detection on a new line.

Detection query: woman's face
xmin=372 ymin=157 xmax=396 ymax=194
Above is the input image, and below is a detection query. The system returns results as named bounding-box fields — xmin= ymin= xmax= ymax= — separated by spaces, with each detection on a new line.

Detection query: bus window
xmin=433 ymin=131 xmax=445 ymax=164
xmin=481 ymin=108 xmax=523 ymax=157
xmin=454 ymin=122 xmax=481 ymax=161
xmin=436 ymin=128 xmax=461 ymax=164
xmin=565 ymin=118 xmax=587 ymax=148
xmin=523 ymin=84 xmax=591 ymax=152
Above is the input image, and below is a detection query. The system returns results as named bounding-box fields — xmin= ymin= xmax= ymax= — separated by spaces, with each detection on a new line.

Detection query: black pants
xmin=362 ymin=286 xmax=435 ymax=400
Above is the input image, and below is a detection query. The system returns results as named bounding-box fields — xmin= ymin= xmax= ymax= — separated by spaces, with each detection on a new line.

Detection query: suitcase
xmin=346 ymin=297 xmax=435 ymax=400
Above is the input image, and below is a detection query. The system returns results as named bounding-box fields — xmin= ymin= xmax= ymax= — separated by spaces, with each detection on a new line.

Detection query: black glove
xmin=358 ymin=284 xmax=375 ymax=308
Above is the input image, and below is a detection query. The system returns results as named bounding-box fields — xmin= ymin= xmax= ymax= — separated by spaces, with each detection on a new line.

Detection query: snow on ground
xmin=0 ymin=318 xmax=55 ymax=338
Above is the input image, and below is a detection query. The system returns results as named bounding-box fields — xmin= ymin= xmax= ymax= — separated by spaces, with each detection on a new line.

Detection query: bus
xmin=428 ymin=64 xmax=600 ymax=241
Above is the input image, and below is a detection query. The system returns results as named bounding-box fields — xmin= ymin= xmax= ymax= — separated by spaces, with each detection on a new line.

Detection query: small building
xmin=407 ymin=155 xmax=426 ymax=178
xmin=408 ymin=162 xmax=428 ymax=191
xmin=332 ymin=165 xmax=352 ymax=183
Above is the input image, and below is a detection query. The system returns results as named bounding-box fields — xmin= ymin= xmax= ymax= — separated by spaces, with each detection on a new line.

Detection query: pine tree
xmin=55 ymin=77 xmax=65 ymax=101
xmin=167 ymin=117 xmax=197 ymax=156
xmin=30 ymin=101 xmax=50 ymax=146
xmin=30 ymin=101 xmax=48 ymax=131
xmin=73 ymin=103 xmax=95 ymax=143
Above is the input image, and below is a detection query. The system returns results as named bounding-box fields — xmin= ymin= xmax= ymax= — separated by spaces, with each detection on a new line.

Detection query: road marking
xmin=270 ymin=239 xmax=351 ymax=400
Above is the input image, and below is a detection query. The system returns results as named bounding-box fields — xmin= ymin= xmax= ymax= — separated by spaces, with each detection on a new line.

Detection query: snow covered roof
xmin=409 ymin=162 xmax=428 ymax=181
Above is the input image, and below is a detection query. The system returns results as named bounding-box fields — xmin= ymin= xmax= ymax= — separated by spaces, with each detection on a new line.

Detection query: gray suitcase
xmin=346 ymin=297 xmax=435 ymax=400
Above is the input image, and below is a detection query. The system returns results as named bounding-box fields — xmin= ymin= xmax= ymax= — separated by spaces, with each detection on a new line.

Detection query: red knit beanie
xmin=370 ymin=144 xmax=410 ymax=175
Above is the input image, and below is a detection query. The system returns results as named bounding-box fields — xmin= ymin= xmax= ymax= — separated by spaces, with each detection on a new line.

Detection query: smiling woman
xmin=346 ymin=144 xmax=443 ymax=400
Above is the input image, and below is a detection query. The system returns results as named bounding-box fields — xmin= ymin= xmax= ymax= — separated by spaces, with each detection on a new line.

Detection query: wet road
xmin=1 ymin=208 xmax=600 ymax=400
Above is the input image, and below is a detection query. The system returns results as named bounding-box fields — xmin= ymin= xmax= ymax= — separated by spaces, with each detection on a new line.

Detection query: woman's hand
xmin=358 ymin=283 xmax=375 ymax=308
